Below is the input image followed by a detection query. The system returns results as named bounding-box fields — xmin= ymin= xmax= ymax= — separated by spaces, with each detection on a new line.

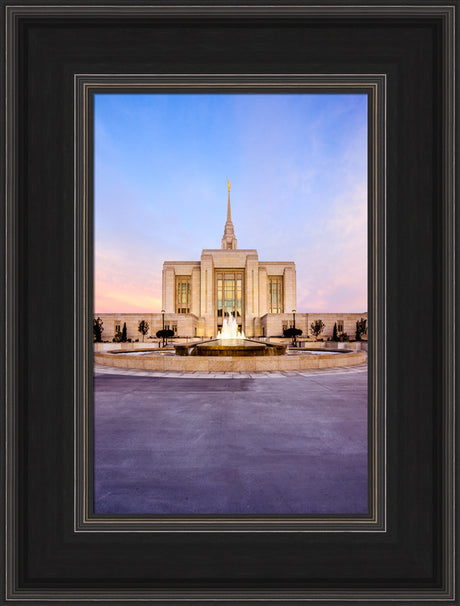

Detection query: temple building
xmin=94 ymin=183 xmax=367 ymax=342
xmin=161 ymin=180 xmax=296 ymax=338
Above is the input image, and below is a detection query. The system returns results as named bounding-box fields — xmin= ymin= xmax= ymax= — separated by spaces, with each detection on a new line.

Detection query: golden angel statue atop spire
xmin=227 ymin=178 xmax=231 ymax=192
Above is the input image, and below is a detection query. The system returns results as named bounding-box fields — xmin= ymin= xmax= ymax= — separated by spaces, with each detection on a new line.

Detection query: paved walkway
xmin=94 ymin=361 xmax=368 ymax=379
xmin=94 ymin=366 xmax=368 ymax=514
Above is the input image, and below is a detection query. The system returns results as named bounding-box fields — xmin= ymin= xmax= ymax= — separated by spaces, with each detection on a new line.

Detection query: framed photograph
xmin=80 ymin=77 xmax=383 ymax=533
xmin=2 ymin=2 xmax=456 ymax=604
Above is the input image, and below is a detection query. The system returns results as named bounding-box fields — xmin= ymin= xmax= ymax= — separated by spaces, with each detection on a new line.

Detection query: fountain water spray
xmin=217 ymin=313 xmax=245 ymax=339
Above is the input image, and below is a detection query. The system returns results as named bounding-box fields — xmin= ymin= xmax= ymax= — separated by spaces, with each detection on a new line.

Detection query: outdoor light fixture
xmin=292 ymin=309 xmax=297 ymax=347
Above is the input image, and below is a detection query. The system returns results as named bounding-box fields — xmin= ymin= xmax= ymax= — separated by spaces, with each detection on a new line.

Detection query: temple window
xmin=175 ymin=276 xmax=191 ymax=313
xmin=268 ymin=277 xmax=283 ymax=313
xmin=216 ymin=271 xmax=243 ymax=320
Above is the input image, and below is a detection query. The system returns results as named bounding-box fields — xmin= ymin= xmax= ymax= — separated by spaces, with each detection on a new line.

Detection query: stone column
xmin=245 ymin=254 xmax=259 ymax=337
xmin=200 ymin=254 xmax=214 ymax=337
xmin=162 ymin=266 xmax=175 ymax=313
xmin=258 ymin=266 xmax=268 ymax=316
xmin=191 ymin=266 xmax=201 ymax=316
xmin=283 ymin=265 xmax=296 ymax=313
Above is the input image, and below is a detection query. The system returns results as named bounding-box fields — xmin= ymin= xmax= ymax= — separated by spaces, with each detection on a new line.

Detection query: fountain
xmin=217 ymin=313 xmax=245 ymax=339
xmin=96 ymin=312 xmax=367 ymax=370
xmin=174 ymin=313 xmax=286 ymax=357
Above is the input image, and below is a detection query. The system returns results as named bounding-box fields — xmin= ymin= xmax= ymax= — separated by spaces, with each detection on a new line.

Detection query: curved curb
xmin=94 ymin=350 xmax=367 ymax=373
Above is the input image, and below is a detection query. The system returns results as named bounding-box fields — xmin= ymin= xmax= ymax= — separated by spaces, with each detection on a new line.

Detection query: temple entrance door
xmin=216 ymin=271 xmax=244 ymax=334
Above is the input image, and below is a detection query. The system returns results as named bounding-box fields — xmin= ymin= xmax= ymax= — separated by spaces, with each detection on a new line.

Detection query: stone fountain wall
xmin=94 ymin=350 xmax=367 ymax=373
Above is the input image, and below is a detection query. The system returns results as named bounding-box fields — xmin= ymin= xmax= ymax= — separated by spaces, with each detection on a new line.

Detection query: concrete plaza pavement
xmin=94 ymin=365 xmax=368 ymax=514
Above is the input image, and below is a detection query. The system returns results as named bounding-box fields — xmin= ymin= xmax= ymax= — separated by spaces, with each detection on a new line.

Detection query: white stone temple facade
xmin=95 ymin=183 xmax=367 ymax=341
xmin=161 ymin=182 xmax=296 ymax=338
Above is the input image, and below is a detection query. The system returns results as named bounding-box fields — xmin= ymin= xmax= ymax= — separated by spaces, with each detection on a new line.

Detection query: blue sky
xmin=94 ymin=93 xmax=367 ymax=313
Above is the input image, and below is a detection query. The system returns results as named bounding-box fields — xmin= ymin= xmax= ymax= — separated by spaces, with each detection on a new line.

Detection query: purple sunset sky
xmin=94 ymin=93 xmax=367 ymax=313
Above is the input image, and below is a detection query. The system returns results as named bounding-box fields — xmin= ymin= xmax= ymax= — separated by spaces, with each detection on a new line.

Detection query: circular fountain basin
xmin=175 ymin=339 xmax=286 ymax=357
xmin=95 ymin=342 xmax=366 ymax=372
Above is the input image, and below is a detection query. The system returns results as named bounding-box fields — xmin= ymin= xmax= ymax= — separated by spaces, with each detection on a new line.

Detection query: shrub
xmin=112 ymin=330 xmax=123 ymax=343
xmin=283 ymin=327 xmax=302 ymax=339
xmin=355 ymin=317 xmax=367 ymax=341
xmin=93 ymin=317 xmax=104 ymax=342
xmin=138 ymin=320 xmax=150 ymax=342
xmin=310 ymin=319 xmax=325 ymax=340
xmin=332 ymin=322 xmax=338 ymax=342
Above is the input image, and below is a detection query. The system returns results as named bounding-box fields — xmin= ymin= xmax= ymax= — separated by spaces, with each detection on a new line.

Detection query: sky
xmin=94 ymin=93 xmax=367 ymax=313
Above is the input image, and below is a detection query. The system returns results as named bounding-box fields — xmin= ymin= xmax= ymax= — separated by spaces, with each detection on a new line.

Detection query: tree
xmin=332 ymin=322 xmax=338 ymax=342
xmin=355 ymin=317 xmax=367 ymax=341
xmin=138 ymin=320 xmax=149 ymax=342
xmin=93 ymin=317 xmax=104 ymax=342
xmin=156 ymin=328 xmax=174 ymax=347
xmin=310 ymin=319 xmax=325 ymax=340
xmin=121 ymin=322 xmax=127 ymax=342
xmin=156 ymin=329 xmax=174 ymax=339
xmin=283 ymin=327 xmax=302 ymax=346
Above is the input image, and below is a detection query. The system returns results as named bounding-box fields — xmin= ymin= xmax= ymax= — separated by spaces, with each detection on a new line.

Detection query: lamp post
xmin=292 ymin=309 xmax=297 ymax=347
xmin=161 ymin=309 xmax=165 ymax=348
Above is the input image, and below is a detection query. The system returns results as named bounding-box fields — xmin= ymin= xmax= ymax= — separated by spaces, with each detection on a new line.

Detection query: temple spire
xmin=221 ymin=179 xmax=237 ymax=250
xmin=227 ymin=180 xmax=232 ymax=222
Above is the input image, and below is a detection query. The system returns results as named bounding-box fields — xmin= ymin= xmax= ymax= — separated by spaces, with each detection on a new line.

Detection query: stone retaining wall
xmin=93 ymin=340 xmax=200 ymax=352
xmin=94 ymin=351 xmax=367 ymax=372
xmin=94 ymin=339 xmax=368 ymax=353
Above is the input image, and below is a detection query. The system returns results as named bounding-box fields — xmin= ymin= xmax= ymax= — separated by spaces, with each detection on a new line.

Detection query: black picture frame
xmin=75 ymin=74 xmax=385 ymax=534
xmin=1 ymin=2 xmax=457 ymax=604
